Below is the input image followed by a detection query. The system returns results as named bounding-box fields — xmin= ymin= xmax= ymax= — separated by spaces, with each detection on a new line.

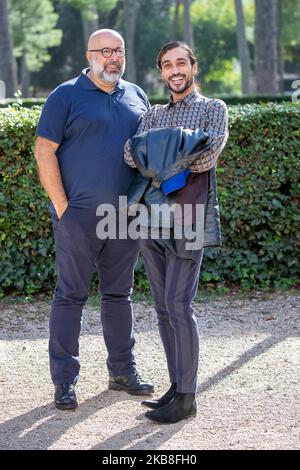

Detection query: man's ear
xmin=192 ymin=62 xmax=198 ymax=76
xmin=86 ymin=51 xmax=91 ymax=64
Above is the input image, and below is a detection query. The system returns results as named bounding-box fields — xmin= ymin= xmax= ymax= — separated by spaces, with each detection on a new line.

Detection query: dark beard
xmin=166 ymin=75 xmax=194 ymax=94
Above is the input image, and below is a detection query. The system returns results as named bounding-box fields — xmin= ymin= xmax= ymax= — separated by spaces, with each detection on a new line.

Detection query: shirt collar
xmin=166 ymin=88 xmax=199 ymax=109
xmin=78 ymin=68 xmax=125 ymax=92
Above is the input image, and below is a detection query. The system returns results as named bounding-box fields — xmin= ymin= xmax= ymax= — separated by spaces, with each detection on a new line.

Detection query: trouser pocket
xmin=52 ymin=205 xmax=72 ymax=230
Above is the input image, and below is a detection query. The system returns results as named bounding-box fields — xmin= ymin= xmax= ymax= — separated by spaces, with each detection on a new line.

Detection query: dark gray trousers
xmin=141 ymin=239 xmax=203 ymax=393
xmin=50 ymin=206 xmax=139 ymax=385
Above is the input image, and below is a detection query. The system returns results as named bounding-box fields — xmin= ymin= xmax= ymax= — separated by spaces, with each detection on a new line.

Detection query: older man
xmin=35 ymin=29 xmax=154 ymax=410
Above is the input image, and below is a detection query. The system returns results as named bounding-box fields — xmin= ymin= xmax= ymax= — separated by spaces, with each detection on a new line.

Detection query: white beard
xmin=90 ymin=58 xmax=125 ymax=84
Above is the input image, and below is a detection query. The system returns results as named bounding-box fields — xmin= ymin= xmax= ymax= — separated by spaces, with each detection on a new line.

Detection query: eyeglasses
xmin=88 ymin=47 xmax=127 ymax=58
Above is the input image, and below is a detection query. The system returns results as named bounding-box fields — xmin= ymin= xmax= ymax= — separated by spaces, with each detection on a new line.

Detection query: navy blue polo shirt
xmin=36 ymin=68 xmax=150 ymax=210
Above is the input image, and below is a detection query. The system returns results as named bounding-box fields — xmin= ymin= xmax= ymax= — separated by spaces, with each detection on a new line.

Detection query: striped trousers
xmin=141 ymin=239 xmax=203 ymax=393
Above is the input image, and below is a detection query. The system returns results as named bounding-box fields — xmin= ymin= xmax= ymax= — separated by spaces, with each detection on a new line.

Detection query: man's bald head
xmin=86 ymin=29 xmax=126 ymax=86
xmin=87 ymin=29 xmax=124 ymax=51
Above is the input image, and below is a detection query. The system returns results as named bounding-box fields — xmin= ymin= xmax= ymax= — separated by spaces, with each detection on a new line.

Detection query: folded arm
xmin=189 ymin=99 xmax=229 ymax=173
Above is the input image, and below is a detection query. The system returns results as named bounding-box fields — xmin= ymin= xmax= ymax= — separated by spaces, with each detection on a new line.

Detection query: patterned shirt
xmin=124 ymin=88 xmax=229 ymax=173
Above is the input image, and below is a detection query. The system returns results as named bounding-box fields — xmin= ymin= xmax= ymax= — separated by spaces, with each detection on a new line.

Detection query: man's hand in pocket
xmin=55 ymin=202 xmax=69 ymax=220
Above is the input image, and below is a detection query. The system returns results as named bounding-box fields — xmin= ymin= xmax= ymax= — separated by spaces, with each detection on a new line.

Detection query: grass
xmin=0 ymin=284 xmax=298 ymax=309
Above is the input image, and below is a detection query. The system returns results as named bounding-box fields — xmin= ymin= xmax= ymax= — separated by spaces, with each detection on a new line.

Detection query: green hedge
xmin=0 ymin=98 xmax=46 ymax=108
xmin=0 ymin=94 xmax=291 ymax=109
xmin=0 ymin=107 xmax=55 ymax=294
xmin=0 ymin=103 xmax=299 ymax=295
xmin=209 ymin=103 xmax=300 ymax=289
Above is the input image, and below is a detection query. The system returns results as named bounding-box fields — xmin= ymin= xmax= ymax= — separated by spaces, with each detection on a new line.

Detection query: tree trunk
xmin=21 ymin=52 xmax=30 ymax=98
xmin=183 ymin=0 xmax=194 ymax=49
xmin=277 ymin=0 xmax=284 ymax=93
xmin=81 ymin=4 xmax=99 ymax=48
xmin=172 ymin=0 xmax=181 ymax=40
xmin=235 ymin=0 xmax=251 ymax=95
xmin=254 ymin=0 xmax=279 ymax=94
xmin=124 ymin=0 xmax=139 ymax=83
xmin=0 ymin=0 xmax=17 ymax=97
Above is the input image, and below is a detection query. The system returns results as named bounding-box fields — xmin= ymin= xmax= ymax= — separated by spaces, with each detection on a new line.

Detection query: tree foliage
xmin=9 ymin=0 xmax=62 ymax=72
xmin=4 ymin=0 xmax=299 ymax=96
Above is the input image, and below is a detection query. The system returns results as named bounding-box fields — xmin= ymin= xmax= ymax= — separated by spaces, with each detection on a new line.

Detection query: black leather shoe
xmin=145 ymin=392 xmax=197 ymax=424
xmin=108 ymin=372 xmax=154 ymax=396
xmin=54 ymin=383 xmax=78 ymax=410
xmin=142 ymin=383 xmax=177 ymax=409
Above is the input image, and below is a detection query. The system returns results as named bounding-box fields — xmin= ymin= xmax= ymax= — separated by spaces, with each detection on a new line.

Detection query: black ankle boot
xmin=145 ymin=392 xmax=197 ymax=424
xmin=54 ymin=383 xmax=78 ymax=410
xmin=141 ymin=383 xmax=177 ymax=409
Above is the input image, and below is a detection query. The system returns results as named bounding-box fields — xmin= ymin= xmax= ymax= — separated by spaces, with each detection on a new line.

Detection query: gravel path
xmin=0 ymin=291 xmax=299 ymax=450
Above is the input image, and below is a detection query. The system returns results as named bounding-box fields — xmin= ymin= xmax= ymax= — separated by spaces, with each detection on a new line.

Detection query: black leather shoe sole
xmin=146 ymin=410 xmax=197 ymax=424
xmin=145 ymin=407 xmax=197 ymax=424
xmin=55 ymin=401 xmax=78 ymax=410
xmin=108 ymin=381 xmax=154 ymax=395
